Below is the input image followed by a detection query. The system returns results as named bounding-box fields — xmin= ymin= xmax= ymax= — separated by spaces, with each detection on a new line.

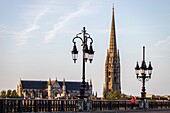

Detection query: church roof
xmin=58 ymin=81 xmax=89 ymax=90
xmin=20 ymin=80 xmax=89 ymax=91
xmin=21 ymin=80 xmax=47 ymax=90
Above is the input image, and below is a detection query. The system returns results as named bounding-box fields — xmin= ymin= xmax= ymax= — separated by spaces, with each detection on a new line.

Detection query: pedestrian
xmin=131 ymin=96 xmax=136 ymax=109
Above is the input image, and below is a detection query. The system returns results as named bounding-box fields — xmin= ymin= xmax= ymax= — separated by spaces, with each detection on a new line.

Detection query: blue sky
xmin=0 ymin=0 xmax=170 ymax=97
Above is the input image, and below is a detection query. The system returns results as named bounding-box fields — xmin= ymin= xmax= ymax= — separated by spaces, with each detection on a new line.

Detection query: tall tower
xmin=48 ymin=78 xmax=52 ymax=99
xmin=62 ymin=78 xmax=66 ymax=96
xmin=89 ymin=79 xmax=93 ymax=95
xmin=103 ymin=7 xmax=121 ymax=98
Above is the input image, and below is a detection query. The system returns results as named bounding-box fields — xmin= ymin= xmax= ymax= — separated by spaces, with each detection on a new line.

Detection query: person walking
xmin=131 ymin=96 xmax=136 ymax=109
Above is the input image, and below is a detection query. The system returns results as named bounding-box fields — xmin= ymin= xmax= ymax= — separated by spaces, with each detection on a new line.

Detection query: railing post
xmin=117 ymin=101 xmax=119 ymax=110
xmin=61 ymin=100 xmax=64 ymax=111
xmin=161 ymin=102 xmax=163 ymax=108
xmin=151 ymin=101 xmax=154 ymax=109
xmin=109 ymin=101 xmax=112 ymax=110
xmin=34 ymin=100 xmax=37 ymax=112
xmin=0 ymin=99 xmax=4 ymax=113
xmin=100 ymin=101 xmax=102 ymax=111
xmin=91 ymin=100 xmax=93 ymax=111
xmin=18 ymin=100 xmax=22 ymax=112
xmin=48 ymin=100 xmax=52 ymax=112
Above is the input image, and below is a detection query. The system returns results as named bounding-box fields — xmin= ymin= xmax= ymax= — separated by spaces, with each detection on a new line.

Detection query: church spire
xmin=109 ymin=7 xmax=117 ymax=56
xmin=103 ymin=6 xmax=121 ymax=98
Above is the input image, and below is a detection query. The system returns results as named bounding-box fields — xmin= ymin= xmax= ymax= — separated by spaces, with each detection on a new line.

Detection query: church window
xmin=108 ymin=77 xmax=111 ymax=82
xmin=114 ymin=77 xmax=116 ymax=82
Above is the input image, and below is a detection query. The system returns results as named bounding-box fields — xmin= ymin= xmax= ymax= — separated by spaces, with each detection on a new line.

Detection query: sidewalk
xmin=34 ymin=109 xmax=170 ymax=113
xmin=96 ymin=109 xmax=170 ymax=113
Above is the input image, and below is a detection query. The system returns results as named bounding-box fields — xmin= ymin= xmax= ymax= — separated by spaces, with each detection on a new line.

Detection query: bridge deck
xmin=33 ymin=109 xmax=170 ymax=113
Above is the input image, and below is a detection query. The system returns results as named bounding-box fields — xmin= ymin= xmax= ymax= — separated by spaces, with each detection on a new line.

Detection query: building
xmin=17 ymin=78 xmax=93 ymax=99
xmin=103 ymin=7 xmax=121 ymax=98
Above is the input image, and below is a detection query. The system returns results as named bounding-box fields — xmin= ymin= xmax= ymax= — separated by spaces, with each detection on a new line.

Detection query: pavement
xmin=113 ymin=110 xmax=170 ymax=113
xmin=32 ymin=109 xmax=170 ymax=113
xmin=92 ymin=109 xmax=170 ymax=113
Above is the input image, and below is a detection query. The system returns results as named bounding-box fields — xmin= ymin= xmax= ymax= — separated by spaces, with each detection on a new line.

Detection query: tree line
xmin=0 ymin=89 xmax=126 ymax=99
xmin=0 ymin=89 xmax=19 ymax=98
xmin=105 ymin=90 xmax=127 ymax=100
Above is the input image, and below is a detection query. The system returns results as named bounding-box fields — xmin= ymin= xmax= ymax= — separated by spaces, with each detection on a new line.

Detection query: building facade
xmin=17 ymin=78 xmax=93 ymax=99
xmin=103 ymin=7 xmax=121 ymax=98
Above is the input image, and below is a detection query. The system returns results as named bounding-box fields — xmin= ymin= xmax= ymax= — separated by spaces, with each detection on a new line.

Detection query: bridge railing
xmin=0 ymin=98 xmax=170 ymax=112
xmin=0 ymin=98 xmax=79 ymax=113
xmin=92 ymin=100 xmax=170 ymax=111
xmin=92 ymin=100 xmax=139 ymax=110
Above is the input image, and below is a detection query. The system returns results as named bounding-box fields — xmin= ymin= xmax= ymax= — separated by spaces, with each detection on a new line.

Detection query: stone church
xmin=103 ymin=7 xmax=121 ymax=98
xmin=17 ymin=78 xmax=93 ymax=99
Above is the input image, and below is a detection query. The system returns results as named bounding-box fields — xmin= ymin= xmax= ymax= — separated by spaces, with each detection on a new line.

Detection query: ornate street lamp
xmin=135 ymin=46 xmax=153 ymax=109
xmin=71 ymin=27 xmax=94 ymax=102
xmin=71 ymin=42 xmax=78 ymax=63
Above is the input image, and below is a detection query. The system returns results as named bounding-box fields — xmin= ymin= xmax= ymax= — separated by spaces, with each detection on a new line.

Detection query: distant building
xmin=17 ymin=78 xmax=93 ymax=99
xmin=146 ymin=94 xmax=169 ymax=100
xmin=103 ymin=7 xmax=121 ymax=98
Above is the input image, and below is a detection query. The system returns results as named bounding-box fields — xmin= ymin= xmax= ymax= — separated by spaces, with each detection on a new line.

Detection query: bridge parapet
xmin=0 ymin=98 xmax=170 ymax=112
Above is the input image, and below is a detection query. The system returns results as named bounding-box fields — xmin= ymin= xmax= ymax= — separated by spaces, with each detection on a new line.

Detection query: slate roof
xmin=21 ymin=80 xmax=89 ymax=91
xmin=21 ymin=80 xmax=47 ymax=90
xmin=58 ymin=81 xmax=89 ymax=90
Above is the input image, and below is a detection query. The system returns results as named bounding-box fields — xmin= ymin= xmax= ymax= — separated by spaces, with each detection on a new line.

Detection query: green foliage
xmin=0 ymin=90 xmax=6 ymax=98
xmin=11 ymin=90 xmax=19 ymax=98
xmin=0 ymin=89 xmax=19 ymax=98
xmin=120 ymin=93 xmax=127 ymax=100
xmin=7 ymin=89 xmax=12 ymax=98
xmin=106 ymin=90 xmax=121 ymax=100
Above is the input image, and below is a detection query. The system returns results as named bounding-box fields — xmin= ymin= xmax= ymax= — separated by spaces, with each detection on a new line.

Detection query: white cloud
xmin=0 ymin=25 xmax=17 ymax=38
xmin=154 ymin=36 xmax=170 ymax=47
xmin=17 ymin=8 xmax=48 ymax=46
xmin=0 ymin=25 xmax=7 ymax=34
xmin=43 ymin=1 xmax=93 ymax=44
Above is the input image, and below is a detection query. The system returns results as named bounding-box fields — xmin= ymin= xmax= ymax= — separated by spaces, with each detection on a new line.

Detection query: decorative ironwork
xmin=135 ymin=46 xmax=153 ymax=109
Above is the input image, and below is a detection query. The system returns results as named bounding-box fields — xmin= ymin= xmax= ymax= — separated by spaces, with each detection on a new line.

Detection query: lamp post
xmin=71 ymin=27 xmax=94 ymax=103
xmin=135 ymin=46 xmax=153 ymax=109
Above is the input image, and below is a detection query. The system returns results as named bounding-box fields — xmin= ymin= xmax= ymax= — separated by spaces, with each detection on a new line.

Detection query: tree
xmin=11 ymin=90 xmax=19 ymax=98
xmin=120 ymin=93 xmax=127 ymax=100
xmin=7 ymin=89 xmax=12 ymax=98
xmin=0 ymin=90 xmax=6 ymax=98
xmin=106 ymin=90 xmax=121 ymax=100
xmin=0 ymin=89 xmax=19 ymax=98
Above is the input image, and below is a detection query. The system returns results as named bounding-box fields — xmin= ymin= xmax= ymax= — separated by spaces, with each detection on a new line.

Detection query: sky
xmin=0 ymin=0 xmax=170 ymax=97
